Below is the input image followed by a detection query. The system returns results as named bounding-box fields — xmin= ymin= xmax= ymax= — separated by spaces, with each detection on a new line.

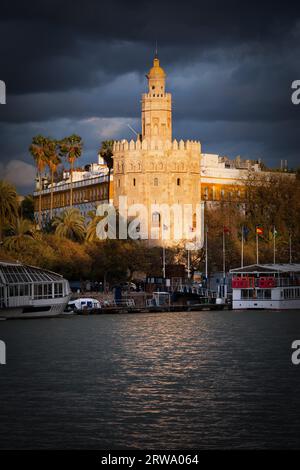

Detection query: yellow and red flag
xmin=256 ymin=226 xmax=264 ymax=236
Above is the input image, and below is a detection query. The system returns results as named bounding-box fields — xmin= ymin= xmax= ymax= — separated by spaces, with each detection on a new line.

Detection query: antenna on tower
xmin=127 ymin=123 xmax=139 ymax=137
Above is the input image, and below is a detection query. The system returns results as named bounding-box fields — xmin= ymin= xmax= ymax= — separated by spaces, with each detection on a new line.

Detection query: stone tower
xmin=113 ymin=56 xmax=202 ymax=243
xmin=142 ymin=56 xmax=172 ymax=142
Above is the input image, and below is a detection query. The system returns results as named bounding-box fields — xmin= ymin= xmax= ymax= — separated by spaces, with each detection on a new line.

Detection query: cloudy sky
xmin=0 ymin=0 xmax=299 ymax=193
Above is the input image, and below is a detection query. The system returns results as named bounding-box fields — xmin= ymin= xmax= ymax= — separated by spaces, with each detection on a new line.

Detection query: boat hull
xmin=232 ymin=299 xmax=300 ymax=310
xmin=0 ymin=296 xmax=70 ymax=319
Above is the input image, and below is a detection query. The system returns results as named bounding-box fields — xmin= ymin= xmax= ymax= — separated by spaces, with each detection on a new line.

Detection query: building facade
xmin=33 ymin=157 xmax=113 ymax=223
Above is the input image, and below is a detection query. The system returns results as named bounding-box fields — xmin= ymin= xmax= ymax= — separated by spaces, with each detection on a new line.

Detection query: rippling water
xmin=1 ymin=310 xmax=300 ymax=449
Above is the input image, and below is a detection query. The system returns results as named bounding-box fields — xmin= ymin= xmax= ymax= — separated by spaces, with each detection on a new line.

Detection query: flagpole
xmin=289 ymin=233 xmax=292 ymax=264
xmin=187 ymin=248 xmax=191 ymax=279
xmin=256 ymin=231 xmax=259 ymax=264
xmin=205 ymin=225 xmax=208 ymax=279
xmin=241 ymin=226 xmax=244 ymax=268
xmin=162 ymin=243 xmax=166 ymax=279
xmin=273 ymin=226 xmax=276 ymax=265
xmin=223 ymin=228 xmax=226 ymax=280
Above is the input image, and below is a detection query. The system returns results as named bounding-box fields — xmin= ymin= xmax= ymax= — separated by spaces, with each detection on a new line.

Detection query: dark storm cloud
xmin=1 ymin=0 xmax=298 ymax=94
xmin=0 ymin=0 xmax=300 ymax=192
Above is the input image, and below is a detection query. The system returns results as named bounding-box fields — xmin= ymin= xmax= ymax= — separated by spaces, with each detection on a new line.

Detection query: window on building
xmin=204 ymin=187 xmax=208 ymax=200
xmin=133 ymin=178 xmax=136 ymax=187
xmin=177 ymin=178 xmax=181 ymax=186
xmin=152 ymin=212 xmax=161 ymax=227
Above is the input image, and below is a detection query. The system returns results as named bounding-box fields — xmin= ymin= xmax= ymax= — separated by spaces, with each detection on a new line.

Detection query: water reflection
xmin=0 ymin=311 xmax=300 ymax=449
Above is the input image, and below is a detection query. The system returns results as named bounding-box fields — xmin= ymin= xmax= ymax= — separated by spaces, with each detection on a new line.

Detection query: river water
xmin=0 ymin=310 xmax=300 ymax=449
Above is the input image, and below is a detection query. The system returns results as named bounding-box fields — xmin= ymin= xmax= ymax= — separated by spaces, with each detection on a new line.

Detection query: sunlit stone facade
xmin=113 ymin=57 xmax=202 ymax=238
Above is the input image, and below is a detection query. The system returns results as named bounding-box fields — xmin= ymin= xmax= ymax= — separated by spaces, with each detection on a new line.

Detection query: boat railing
xmin=232 ymin=276 xmax=300 ymax=289
xmin=100 ymin=299 xmax=135 ymax=308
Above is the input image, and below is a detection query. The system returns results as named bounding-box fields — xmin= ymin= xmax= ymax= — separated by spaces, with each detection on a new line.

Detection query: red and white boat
xmin=230 ymin=264 xmax=300 ymax=310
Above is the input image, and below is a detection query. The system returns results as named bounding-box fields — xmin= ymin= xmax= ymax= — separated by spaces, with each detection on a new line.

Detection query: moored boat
xmin=0 ymin=260 xmax=71 ymax=319
xmin=230 ymin=264 xmax=300 ymax=310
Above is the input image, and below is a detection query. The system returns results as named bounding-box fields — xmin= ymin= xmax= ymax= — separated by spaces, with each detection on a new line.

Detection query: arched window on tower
xmin=133 ymin=178 xmax=136 ymax=187
xmin=152 ymin=211 xmax=161 ymax=228
xmin=177 ymin=178 xmax=181 ymax=186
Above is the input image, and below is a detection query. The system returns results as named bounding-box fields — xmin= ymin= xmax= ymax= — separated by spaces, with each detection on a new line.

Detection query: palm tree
xmin=59 ymin=135 xmax=82 ymax=208
xmin=99 ymin=140 xmax=114 ymax=202
xmin=85 ymin=210 xmax=106 ymax=242
xmin=45 ymin=139 xmax=61 ymax=219
xmin=0 ymin=180 xmax=18 ymax=242
xmin=20 ymin=194 xmax=35 ymax=221
xmin=4 ymin=217 xmax=35 ymax=251
xmin=52 ymin=208 xmax=86 ymax=242
xmin=29 ymin=135 xmax=48 ymax=228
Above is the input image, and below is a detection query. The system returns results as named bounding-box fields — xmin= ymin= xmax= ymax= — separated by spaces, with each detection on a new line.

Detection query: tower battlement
xmin=113 ymin=139 xmax=201 ymax=153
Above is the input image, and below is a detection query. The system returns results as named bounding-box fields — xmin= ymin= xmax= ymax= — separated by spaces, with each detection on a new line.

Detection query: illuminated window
xmin=152 ymin=212 xmax=161 ymax=227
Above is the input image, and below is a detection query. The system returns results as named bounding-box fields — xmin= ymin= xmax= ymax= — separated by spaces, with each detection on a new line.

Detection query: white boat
xmin=230 ymin=264 xmax=300 ymax=310
xmin=66 ymin=297 xmax=101 ymax=312
xmin=0 ymin=260 xmax=71 ymax=319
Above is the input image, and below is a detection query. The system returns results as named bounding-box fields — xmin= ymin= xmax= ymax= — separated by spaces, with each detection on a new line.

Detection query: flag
xmin=223 ymin=226 xmax=230 ymax=234
xmin=268 ymin=226 xmax=278 ymax=240
xmin=256 ymin=226 xmax=264 ymax=236
xmin=242 ymin=225 xmax=250 ymax=241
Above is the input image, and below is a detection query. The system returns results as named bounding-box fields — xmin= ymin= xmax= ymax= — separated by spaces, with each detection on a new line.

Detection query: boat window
xmin=0 ymin=285 xmax=5 ymax=308
xmin=54 ymin=283 xmax=63 ymax=297
xmin=9 ymin=285 xmax=18 ymax=297
xmin=19 ymin=284 xmax=30 ymax=296
xmin=1 ymin=264 xmax=61 ymax=283
xmin=264 ymin=289 xmax=271 ymax=299
xmin=241 ymin=289 xmax=254 ymax=299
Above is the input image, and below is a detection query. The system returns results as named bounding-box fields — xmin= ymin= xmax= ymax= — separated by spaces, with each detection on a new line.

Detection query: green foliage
xmin=99 ymin=140 xmax=114 ymax=170
xmin=59 ymin=134 xmax=83 ymax=165
xmin=4 ymin=217 xmax=35 ymax=251
xmin=20 ymin=194 xmax=35 ymax=221
xmin=52 ymin=208 xmax=86 ymax=242
xmin=0 ymin=180 xmax=18 ymax=241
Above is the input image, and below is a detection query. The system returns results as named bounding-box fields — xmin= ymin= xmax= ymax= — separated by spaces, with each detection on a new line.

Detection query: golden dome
xmin=147 ymin=57 xmax=166 ymax=79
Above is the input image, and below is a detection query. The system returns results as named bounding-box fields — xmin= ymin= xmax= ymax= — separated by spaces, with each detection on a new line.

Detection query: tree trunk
xmin=38 ymin=171 xmax=42 ymax=229
xmin=70 ymin=161 xmax=73 ymax=208
xmin=107 ymin=168 xmax=111 ymax=203
xmin=50 ymin=170 xmax=54 ymax=219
